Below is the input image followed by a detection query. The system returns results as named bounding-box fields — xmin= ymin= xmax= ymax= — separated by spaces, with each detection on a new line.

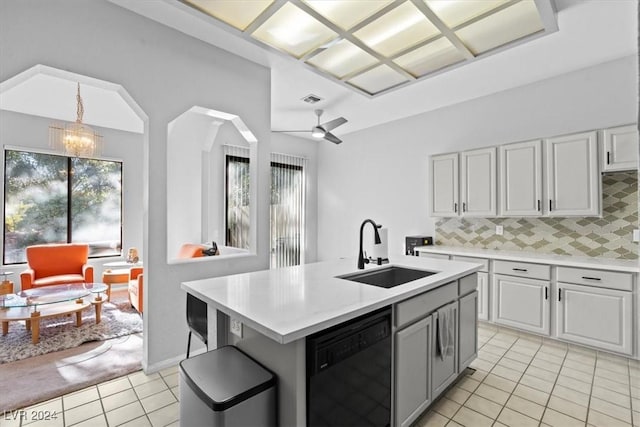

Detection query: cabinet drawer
xmin=451 ymin=256 xmax=489 ymax=272
xmin=459 ymin=273 xmax=478 ymax=296
xmin=419 ymin=252 xmax=450 ymax=260
xmin=396 ymin=282 xmax=457 ymax=328
xmin=557 ymin=267 xmax=633 ymax=291
xmin=494 ymin=260 xmax=550 ymax=280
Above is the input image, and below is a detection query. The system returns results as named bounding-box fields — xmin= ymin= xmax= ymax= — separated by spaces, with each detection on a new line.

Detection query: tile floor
xmin=3 ymin=322 xmax=640 ymax=426
xmin=414 ymin=323 xmax=640 ymax=427
xmin=0 ymin=366 xmax=179 ymax=427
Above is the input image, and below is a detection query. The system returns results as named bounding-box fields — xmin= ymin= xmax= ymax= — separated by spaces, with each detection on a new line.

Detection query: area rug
xmin=0 ymin=299 xmax=143 ymax=364
xmin=0 ymin=333 xmax=143 ymax=412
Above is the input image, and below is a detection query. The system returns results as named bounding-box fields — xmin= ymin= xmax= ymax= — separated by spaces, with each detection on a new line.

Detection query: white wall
xmin=317 ymin=56 xmax=638 ymax=261
xmin=0 ymin=0 xmax=272 ymax=370
xmin=0 ymin=111 xmax=144 ymax=267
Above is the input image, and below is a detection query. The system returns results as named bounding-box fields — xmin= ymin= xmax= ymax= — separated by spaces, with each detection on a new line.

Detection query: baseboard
xmin=144 ymin=347 xmax=208 ymax=373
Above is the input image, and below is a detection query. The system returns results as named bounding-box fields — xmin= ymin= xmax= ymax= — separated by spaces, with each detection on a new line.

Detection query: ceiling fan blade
xmin=272 ymin=130 xmax=310 ymax=133
xmin=323 ymin=132 xmax=342 ymax=144
xmin=321 ymin=117 xmax=347 ymax=132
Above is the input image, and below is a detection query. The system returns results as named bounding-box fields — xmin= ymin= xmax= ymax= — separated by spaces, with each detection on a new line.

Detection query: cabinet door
xmin=499 ymin=140 xmax=543 ymax=216
xmin=477 ymin=272 xmax=489 ymax=321
xmin=545 ymin=131 xmax=600 ymax=216
xmin=492 ymin=274 xmax=549 ymax=335
xmin=459 ymin=291 xmax=478 ymax=372
xmin=430 ymin=153 xmax=459 ymax=217
xmin=603 ymin=124 xmax=639 ymax=172
xmin=460 ymin=147 xmax=497 ymax=216
xmin=395 ymin=316 xmax=432 ymax=427
xmin=432 ymin=301 xmax=458 ymax=398
xmin=556 ymin=283 xmax=632 ymax=355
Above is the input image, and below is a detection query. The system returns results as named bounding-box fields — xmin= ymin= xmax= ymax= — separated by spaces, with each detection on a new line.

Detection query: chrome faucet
xmin=358 ymin=219 xmax=382 ymax=269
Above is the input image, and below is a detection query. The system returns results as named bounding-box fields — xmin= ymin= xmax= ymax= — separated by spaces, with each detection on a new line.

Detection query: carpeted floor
xmin=0 ymin=296 xmax=143 ymax=364
xmin=0 ymin=288 xmax=144 ymax=412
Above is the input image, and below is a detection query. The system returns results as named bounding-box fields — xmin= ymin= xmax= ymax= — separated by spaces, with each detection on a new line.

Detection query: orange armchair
xmin=20 ymin=243 xmax=94 ymax=291
xmin=177 ymin=243 xmax=206 ymax=259
xmin=129 ymin=267 xmax=143 ymax=313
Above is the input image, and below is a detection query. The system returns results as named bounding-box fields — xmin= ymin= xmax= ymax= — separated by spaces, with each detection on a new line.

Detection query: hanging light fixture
xmin=49 ymin=83 xmax=102 ymax=157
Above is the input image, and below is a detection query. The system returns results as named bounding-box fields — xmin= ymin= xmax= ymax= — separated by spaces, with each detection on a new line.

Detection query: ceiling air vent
xmin=301 ymin=94 xmax=322 ymax=104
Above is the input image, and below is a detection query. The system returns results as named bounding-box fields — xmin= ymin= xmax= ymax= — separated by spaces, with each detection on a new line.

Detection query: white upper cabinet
xmin=460 ymin=147 xmax=497 ymax=217
xmin=545 ymin=130 xmax=600 ymax=216
xmin=499 ymin=140 xmax=543 ymax=216
xmin=430 ymin=153 xmax=459 ymax=217
xmin=602 ymin=124 xmax=639 ymax=172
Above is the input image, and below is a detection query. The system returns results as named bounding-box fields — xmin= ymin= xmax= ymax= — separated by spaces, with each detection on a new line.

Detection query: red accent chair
xmin=20 ymin=243 xmax=94 ymax=291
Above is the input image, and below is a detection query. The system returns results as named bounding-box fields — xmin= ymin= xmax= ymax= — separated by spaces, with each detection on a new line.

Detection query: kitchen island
xmin=182 ymin=256 xmax=482 ymax=426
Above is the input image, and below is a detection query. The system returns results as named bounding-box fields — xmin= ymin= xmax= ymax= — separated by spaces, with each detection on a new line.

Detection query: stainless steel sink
xmin=337 ymin=266 xmax=437 ymax=289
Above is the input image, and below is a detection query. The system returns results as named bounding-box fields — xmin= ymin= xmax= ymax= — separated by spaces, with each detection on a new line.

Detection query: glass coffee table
xmin=0 ymin=283 xmax=108 ymax=344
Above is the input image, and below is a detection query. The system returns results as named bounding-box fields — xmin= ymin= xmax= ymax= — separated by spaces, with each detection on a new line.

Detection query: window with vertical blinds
xmin=224 ymin=145 xmax=250 ymax=250
xmin=270 ymin=153 xmax=305 ymax=269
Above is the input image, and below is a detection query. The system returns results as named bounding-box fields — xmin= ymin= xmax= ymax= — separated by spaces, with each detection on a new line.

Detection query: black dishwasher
xmin=307 ymin=307 xmax=391 ymax=427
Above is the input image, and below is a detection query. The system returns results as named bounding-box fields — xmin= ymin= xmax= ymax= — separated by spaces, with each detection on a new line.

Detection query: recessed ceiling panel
xmin=455 ymin=0 xmax=544 ymax=55
xmin=354 ymin=2 xmax=441 ymax=56
xmin=424 ymin=0 xmax=510 ymax=28
xmin=394 ymin=38 xmax=465 ymax=77
xmin=347 ymin=64 xmax=408 ymax=95
xmin=307 ymin=39 xmax=379 ymax=79
xmin=181 ymin=0 xmax=557 ymax=97
xmin=302 ymin=0 xmax=394 ymax=30
xmin=183 ymin=0 xmax=274 ymax=31
xmin=251 ymin=2 xmax=338 ymax=58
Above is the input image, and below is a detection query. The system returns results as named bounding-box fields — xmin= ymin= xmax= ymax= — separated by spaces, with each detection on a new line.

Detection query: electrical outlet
xmin=230 ymin=318 xmax=243 ymax=338
xmin=633 ymin=229 xmax=639 ymax=243
xmin=496 ymin=225 xmax=504 ymax=236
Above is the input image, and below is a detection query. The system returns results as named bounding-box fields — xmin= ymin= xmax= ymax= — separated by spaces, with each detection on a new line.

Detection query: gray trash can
xmin=179 ymin=345 xmax=277 ymax=426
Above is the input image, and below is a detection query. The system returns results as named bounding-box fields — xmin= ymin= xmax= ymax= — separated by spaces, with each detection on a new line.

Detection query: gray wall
xmin=316 ymin=56 xmax=639 ymax=260
xmin=0 ymin=0 xmax=272 ymax=370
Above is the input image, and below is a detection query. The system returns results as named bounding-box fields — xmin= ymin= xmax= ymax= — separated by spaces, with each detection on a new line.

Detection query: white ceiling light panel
xmin=251 ymin=2 xmax=337 ymax=58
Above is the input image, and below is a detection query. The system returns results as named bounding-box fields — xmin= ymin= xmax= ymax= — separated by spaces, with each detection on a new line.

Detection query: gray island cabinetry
xmin=182 ymin=256 xmax=481 ymax=426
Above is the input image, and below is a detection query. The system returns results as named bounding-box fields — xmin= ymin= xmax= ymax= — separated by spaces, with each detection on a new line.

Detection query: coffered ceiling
xmin=108 ymin=1 xmax=639 ymax=140
xmin=181 ymin=0 xmax=556 ymax=97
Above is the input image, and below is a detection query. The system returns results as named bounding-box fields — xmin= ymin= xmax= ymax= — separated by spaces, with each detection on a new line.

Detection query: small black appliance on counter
xmin=405 ymin=235 xmax=433 ymax=256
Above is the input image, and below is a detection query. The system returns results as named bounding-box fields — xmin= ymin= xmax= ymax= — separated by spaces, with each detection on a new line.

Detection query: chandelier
xmin=49 ymin=83 xmax=102 ymax=158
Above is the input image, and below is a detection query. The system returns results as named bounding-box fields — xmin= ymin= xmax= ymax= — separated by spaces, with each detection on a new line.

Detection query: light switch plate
xmin=230 ymin=318 xmax=243 ymax=338
xmin=633 ymin=229 xmax=639 ymax=243
xmin=496 ymin=225 xmax=504 ymax=236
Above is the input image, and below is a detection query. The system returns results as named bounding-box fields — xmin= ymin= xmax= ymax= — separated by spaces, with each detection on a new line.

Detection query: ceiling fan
xmin=275 ymin=109 xmax=348 ymax=144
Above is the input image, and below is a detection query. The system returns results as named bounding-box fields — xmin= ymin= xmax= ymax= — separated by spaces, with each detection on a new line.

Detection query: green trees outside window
xmin=4 ymin=150 xmax=122 ymax=264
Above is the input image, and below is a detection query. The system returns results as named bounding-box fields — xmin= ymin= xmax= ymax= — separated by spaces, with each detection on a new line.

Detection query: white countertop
xmin=181 ymin=256 xmax=481 ymax=345
xmin=415 ymin=246 xmax=639 ymax=273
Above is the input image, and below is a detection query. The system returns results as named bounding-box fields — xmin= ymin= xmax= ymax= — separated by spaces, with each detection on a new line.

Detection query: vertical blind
xmin=224 ymin=145 xmax=250 ymax=250
xmin=270 ymin=153 xmax=305 ymax=269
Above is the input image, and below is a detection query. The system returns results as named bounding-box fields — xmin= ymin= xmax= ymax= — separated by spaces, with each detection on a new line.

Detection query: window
xmin=225 ymin=154 xmax=250 ymax=249
xmin=4 ymin=149 xmax=122 ymax=264
xmin=270 ymin=154 xmax=305 ymax=268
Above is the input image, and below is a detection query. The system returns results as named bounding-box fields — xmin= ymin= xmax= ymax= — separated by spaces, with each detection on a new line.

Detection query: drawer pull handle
xmin=512 ymin=268 xmax=528 ymax=272
xmin=581 ymin=276 xmax=601 ymax=281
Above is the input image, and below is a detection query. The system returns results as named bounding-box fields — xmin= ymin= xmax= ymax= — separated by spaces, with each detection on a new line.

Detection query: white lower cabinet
xmin=395 ymin=316 xmax=432 ymax=427
xmin=492 ymin=274 xmax=550 ymax=335
xmin=556 ymin=282 xmax=632 ymax=355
